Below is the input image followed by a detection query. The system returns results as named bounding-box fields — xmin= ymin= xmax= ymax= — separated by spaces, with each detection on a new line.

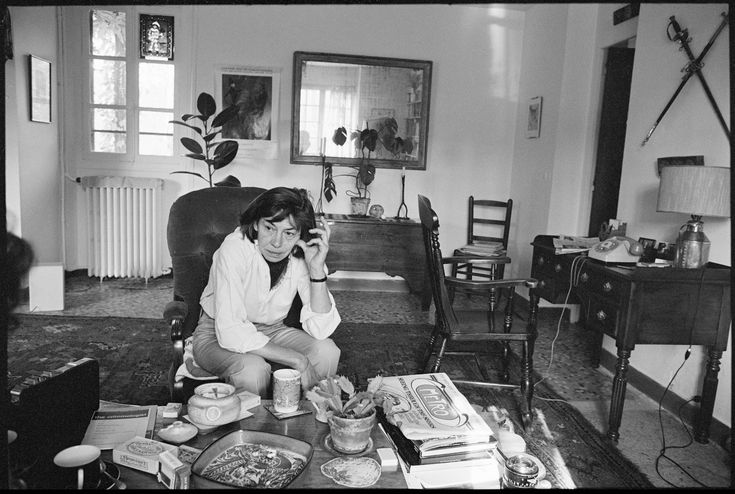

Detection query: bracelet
xmin=310 ymin=275 xmax=328 ymax=283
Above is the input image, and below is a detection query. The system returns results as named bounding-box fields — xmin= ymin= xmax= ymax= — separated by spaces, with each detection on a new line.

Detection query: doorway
xmin=587 ymin=45 xmax=635 ymax=237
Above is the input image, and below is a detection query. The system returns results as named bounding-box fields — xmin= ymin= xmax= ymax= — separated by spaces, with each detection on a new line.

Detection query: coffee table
xmin=101 ymin=400 xmax=407 ymax=489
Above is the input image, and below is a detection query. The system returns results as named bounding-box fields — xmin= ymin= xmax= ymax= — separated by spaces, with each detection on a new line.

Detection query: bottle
xmin=674 ymin=219 xmax=710 ymax=269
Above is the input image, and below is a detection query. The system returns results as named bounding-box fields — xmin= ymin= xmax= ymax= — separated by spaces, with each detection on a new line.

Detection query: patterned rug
xmin=8 ymin=314 xmax=652 ymax=488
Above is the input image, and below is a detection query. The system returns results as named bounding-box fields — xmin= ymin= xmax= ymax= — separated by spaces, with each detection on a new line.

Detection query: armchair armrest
xmin=164 ymin=300 xmax=188 ymax=370
xmin=444 ymin=276 xmax=537 ymax=291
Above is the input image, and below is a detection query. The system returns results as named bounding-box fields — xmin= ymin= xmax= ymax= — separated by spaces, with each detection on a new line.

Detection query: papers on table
xmin=552 ymin=235 xmax=599 ymax=254
xmin=81 ymin=405 xmax=157 ymax=450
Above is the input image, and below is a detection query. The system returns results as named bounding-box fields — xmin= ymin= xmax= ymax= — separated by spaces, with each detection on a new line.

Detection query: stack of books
xmin=375 ymin=373 xmax=499 ymax=487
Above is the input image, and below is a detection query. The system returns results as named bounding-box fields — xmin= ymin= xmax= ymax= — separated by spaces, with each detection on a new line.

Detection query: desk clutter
xmin=8 ymin=362 xmax=536 ymax=489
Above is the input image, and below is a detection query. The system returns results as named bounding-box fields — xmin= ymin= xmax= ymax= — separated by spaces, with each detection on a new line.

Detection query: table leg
xmin=607 ymin=348 xmax=631 ymax=442
xmin=694 ymin=348 xmax=722 ymax=443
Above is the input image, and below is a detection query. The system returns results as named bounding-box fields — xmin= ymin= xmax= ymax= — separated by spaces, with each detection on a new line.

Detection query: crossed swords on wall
xmin=641 ymin=11 xmax=730 ymax=146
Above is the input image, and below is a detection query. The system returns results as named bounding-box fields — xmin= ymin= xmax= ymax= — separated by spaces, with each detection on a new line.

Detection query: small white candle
xmin=321 ymin=137 xmax=326 ymax=156
xmin=401 ymin=167 xmax=406 ymax=177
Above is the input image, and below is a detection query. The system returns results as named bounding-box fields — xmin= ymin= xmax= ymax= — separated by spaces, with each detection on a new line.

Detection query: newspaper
xmin=552 ymin=235 xmax=599 ymax=254
xmin=376 ymin=373 xmax=494 ymax=441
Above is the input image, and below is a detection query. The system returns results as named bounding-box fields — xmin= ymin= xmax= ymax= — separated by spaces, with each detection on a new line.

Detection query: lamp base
xmin=673 ymin=217 xmax=710 ymax=269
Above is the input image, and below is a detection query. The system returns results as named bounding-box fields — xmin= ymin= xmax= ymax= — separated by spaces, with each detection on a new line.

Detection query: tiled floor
xmin=15 ymin=273 xmax=731 ymax=488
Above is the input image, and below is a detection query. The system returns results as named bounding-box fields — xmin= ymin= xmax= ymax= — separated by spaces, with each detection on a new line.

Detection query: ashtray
xmin=192 ymin=430 xmax=313 ymax=488
xmin=158 ymin=421 xmax=198 ymax=444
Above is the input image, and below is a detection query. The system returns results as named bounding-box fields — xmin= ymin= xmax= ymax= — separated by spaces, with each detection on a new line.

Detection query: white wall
xmin=510 ymin=3 xmax=730 ymax=427
xmin=613 ymin=3 xmax=730 ymax=427
xmin=51 ymin=4 xmax=526 ymax=273
xmin=6 ymin=6 xmax=61 ymax=261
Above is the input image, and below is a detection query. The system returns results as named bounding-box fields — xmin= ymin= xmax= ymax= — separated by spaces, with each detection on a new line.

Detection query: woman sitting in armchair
xmin=176 ymin=187 xmax=341 ymax=397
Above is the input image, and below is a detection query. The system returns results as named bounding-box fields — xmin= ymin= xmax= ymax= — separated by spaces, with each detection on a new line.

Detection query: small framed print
xmin=139 ymin=14 xmax=174 ymax=60
xmin=526 ymin=96 xmax=542 ymax=139
xmin=29 ymin=55 xmax=51 ymax=123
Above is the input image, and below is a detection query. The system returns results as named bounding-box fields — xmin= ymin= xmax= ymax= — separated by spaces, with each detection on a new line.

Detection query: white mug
xmin=53 ymin=444 xmax=101 ymax=489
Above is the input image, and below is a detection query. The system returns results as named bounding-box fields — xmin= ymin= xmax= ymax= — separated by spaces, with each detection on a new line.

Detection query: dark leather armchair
xmin=163 ymin=186 xmax=302 ymax=403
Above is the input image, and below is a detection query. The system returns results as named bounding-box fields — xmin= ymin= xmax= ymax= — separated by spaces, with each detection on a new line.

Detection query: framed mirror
xmin=290 ymin=51 xmax=432 ymax=170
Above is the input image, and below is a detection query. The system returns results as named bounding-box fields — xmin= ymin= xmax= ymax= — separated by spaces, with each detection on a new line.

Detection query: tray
xmin=191 ymin=430 xmax=313 ymax=488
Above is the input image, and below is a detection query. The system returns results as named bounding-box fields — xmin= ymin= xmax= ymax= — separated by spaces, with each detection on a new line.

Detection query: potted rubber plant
xmin=305 ymin=374 xmax=384 ymax=454
xmin=170 ymin=92 xmax=241 ymax=187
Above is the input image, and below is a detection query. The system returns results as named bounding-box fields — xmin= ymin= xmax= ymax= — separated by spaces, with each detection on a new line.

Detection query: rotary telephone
xmin=588 ymin=236 xmax=643 ymax=264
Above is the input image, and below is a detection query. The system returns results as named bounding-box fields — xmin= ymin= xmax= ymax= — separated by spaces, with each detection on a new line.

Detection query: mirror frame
xmin=290 ymin=51 xmax=432 ymax=171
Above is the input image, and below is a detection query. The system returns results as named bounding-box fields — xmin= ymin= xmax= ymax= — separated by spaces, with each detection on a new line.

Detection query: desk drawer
xmin=583 ymin=295 xmax=619 ymax=337
xmin=576 ymin=264 xmax=624 ymax=303
xmin=532 ymin=250 xmax=573 ymax=303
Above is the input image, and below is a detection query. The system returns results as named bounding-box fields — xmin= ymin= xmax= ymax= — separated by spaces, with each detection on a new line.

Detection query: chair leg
xmin=422 ymin=327 xmax=440 ymax=372
xmin=520 ymin=340 xmax=534 ymax=429
xmin=432 ymin=337 xmax=448 ymax=373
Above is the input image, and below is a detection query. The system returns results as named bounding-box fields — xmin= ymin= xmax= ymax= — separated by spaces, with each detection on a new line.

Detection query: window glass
xmin=91 ymin=10 xmax=126 ymax=57
xmin=139 ymin=63 xmax=175 ymax=108
xmin=93 ymin=132 xmax=126 ymax=153
xmin=139 ymin=110 xmax=172 ymax=133
xmin=139 ymin=135 xmax=173 ymax=156
xmin=93 ymin=108 xmax=126 ymax=131
xmin=91 ymin=60 xmax=126 ymax=105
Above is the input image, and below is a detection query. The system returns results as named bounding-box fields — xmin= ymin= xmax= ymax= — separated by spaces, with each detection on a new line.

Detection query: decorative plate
xmin=320 ymin=456 xmax=381 ymax=487
xmin=191 ymin=430 xmax=313 ymax=489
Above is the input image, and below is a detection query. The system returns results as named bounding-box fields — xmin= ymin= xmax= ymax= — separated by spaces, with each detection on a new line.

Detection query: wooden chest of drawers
xmin=530 ymin=235 xmax=580 ymax=304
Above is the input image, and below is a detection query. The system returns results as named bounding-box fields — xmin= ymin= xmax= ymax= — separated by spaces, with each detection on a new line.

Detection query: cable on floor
xmin=654 ymin=348 xmax=708 ymax=488
xmin=534 ymin=254 xmax=587 ymax=404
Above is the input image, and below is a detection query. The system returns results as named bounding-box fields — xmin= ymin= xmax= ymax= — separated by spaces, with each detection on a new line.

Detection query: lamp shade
xmin=657 ymin=166 xmax=730 ymax=217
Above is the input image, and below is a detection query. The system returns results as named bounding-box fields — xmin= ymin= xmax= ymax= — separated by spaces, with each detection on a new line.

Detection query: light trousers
xmin=192 ymin=311 xmax=340 ymax=397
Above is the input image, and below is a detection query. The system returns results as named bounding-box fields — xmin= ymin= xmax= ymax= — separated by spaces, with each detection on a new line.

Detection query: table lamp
xmin=656 ymin=165 xmax=730 ymax=268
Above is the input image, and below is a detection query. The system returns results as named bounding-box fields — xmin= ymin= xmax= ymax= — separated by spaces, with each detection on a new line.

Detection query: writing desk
xmin=324 ymin=214 xmax=430 ymax=309
xmin=530 ymin=235 xmax=731 ymax=443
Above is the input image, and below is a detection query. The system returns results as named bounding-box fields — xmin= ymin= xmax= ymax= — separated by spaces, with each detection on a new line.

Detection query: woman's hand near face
xmin=296 ymin=217 xmax=331 ymax=277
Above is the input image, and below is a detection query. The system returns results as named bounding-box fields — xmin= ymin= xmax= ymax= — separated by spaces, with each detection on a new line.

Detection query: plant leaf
xmin=214 ymin=175 xmax=241 ymax=187
xmin=197 ymin=92 xmax=217 ymax=120
xmin=358 ymin=162 xmax=376 ymax=186
xmin=366 ymin=375 xmax=383 ymax=394
xmin=212 ymin=140 xmax=239 ymax=169
xmin=203 ymin=131 xmax=221 ymax=142
xmin=332 ymin=126 xmax=347 ymax=146
xmin=171 ymin=121 xmax=203 ymax=135
xmin=184 ymin=153 xmax=206 ymax=160
xmin=169 ymin=171 xmax=208 ymax=182
xmin=212 ymin=104 xmax=240 ymax=128
xmin=181 ymin=137 xmax=203 ymax=155
xmin=335 ymin=375 xmax=355 ymax=396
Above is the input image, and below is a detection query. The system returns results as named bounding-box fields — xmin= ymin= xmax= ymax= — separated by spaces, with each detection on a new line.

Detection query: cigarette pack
xmin=112 ymin=436 xmax=178 ymax=474
xmin=162 ymin=402 xmax=182 ymax=419
xmin=157 ymin=450 xmax=190 ymax=489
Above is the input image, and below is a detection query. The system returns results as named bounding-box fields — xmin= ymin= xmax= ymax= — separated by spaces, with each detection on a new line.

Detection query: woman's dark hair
xmin=4 ymin=232 xmax=35 ymax=330
xmin=239 ymin=187 xmax=316 ymax=258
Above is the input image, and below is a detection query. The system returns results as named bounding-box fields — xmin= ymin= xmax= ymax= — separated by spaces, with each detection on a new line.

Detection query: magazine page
xmin=376 ymin=373 xmax=494 ymax=441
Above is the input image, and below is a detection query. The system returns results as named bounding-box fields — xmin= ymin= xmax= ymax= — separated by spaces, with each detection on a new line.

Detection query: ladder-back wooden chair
xmin=418 ymin=194 xmax=539 ymax=427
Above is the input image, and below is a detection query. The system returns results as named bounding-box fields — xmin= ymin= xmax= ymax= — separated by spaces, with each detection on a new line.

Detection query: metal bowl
xmin=192 ymin=430 xmax=313 ymax=489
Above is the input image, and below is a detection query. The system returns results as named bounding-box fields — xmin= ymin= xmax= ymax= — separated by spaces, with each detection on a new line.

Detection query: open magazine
xmin=376 ymin=373 xmax=494 ymax=445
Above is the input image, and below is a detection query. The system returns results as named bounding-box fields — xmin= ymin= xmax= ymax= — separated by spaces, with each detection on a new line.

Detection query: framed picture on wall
xmin=526 ymin=96 xmax=542 ymax=138
xmin=139 ymin=14 xmax=174 ymax=60
xmin=29 ymin=55 xmax=51 ymax=123
xmin=215 ymin=65 xmax=281 ymax=159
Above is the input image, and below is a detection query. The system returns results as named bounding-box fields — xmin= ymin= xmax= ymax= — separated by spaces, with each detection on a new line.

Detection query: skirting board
xmin=598 ymin=348 xmax=730 ymax=451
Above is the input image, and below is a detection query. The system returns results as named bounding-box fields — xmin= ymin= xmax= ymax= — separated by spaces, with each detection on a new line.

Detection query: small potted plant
xmin=327 ymin=124 xmax=377 ymax=216
xmin=305 ymin=374 xmax=384 ymax=454
xmin=169 ymin=92 xmax=241 ymax=187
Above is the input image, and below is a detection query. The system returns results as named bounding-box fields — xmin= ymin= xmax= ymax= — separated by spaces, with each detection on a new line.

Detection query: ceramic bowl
xmin=187 ymin=383 xmax=241 ymax=426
